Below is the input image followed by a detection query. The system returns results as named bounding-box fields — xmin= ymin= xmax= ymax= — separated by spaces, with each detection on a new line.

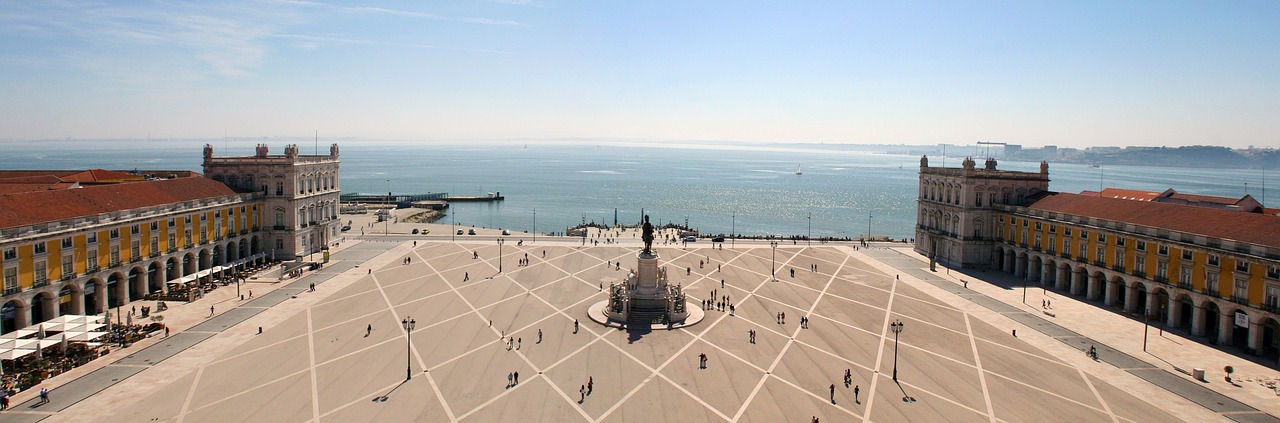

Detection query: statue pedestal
xmin=635 ymin=252 xmax=660 ymax=295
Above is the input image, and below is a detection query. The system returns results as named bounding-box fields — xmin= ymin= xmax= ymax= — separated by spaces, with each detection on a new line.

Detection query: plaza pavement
xmin=18 ymin=233 xmax=1241 ymax=422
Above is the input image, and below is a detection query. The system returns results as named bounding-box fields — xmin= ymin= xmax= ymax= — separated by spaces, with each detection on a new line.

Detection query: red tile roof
xmin=1098 ymin=188 xmax=1161 ymax=201
xmin=0 ymin=176 xmax=241 ymax=229
xmin=1027 ymin=192 xmax=1280 ymax=249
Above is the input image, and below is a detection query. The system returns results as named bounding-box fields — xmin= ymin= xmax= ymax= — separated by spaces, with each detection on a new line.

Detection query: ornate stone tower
xmin=202 ymin=144 xmax=341 ymax=261
xmin=915 ymin=156 xmax=1049 ymax=269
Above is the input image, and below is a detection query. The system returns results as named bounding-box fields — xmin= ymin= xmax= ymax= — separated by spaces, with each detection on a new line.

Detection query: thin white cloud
xmin=271 ymin=0 xmax=524 ymax=26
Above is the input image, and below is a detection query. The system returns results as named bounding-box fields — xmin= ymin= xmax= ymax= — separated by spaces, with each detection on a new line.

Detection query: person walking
xmin=574 ymin=319 xmax=579 ymax=334
xmin=464 ymin=272 xmax=469 ymax=282
xmin=538 ymin=328 xmax=543 ymax=344
xmin=517 ymin=337 xmax=522 ymax=350
xmin=366 ymin=324 xmax=372 ymax=337
xmin=830 ymin=383 xmax=836 ymax=403
xmin=579 ymin=385 xmax=586 ymax=403
xmin=507 ymin=372 xmax=513 ymax=388
xmin=514 ymin=371 xmax=519 ymax=384
xmin=209 ymin=305 xmax=215 ymax=317
xmin=854 ymin=384 xmax=860 ymax=404
xmin=39 ymin=387 xmax=49 ymax=405
xmin=587 ymin=376 xmax=593 ymax=395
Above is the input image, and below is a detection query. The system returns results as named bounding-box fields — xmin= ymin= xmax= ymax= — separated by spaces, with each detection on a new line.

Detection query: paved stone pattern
xmin=864 ymin=249 xmax=1280 ymax=423
xmin=87 ymin=242 xmax=1179 ymax=423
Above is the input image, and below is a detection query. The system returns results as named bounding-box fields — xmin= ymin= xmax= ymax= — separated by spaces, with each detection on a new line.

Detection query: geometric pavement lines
xmin=120 ymin=243 xmax=1177 ymax=423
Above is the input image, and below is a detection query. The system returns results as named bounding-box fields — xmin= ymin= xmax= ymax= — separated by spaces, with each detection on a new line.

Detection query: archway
xmin=58 ymin=285 xmax=75 ymax=315
xmin=128 ymin=266 xmax=144 ymax=302
xmin=106 ymin=272 xmax=123 ymax=309
xmin=1132 ymin=282 xmax=1148 ymax=314
xmin=148 ymin=261 xmax=164 ymax=293
xmin=198 ymin=248 xmax=212 ymax=271
xmin=1260 ymin=317 xmax=1280 ymax=363
xmin=84 ymin=279 xmax=103 ymax=314
xmin=31 ymin=291 xmax=56 ymax=324
xmin=1174 ymin=294 xmax=1194 ymax=328
xmin=183 ymin=252 xmax=197 ymax=276
xmin=1232 ymin=310 xmax=1249 ymax=348
xmin=1204 ymin=301 xmax=1222 ymax=342
xmin=167 ymin=257 xmax=182 ymax=281
xmin=1 ymin=300 xmax=23 ymax=334
xmin=226 ymin=241 xmax=238 ymax=263
xmin=250 ymin=235 xmax=261 ymax=255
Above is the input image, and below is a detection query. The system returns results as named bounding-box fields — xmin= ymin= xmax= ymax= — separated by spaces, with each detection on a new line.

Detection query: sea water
xmin=1 ymin=140 xmax=1273 ymax=240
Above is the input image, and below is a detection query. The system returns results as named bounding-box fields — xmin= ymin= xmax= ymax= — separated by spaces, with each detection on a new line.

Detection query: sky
xmin=1 ymin=1 xmax=1278 ymax=148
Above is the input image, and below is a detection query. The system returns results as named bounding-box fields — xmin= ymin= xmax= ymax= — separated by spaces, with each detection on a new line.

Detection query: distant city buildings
xmin=0 ymin=144 xmax=340 ymax=334
xmin=916 ymin=156 xmax=1280 ymax=362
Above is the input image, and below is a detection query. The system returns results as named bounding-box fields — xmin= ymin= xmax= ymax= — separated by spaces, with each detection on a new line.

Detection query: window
xmin=1180 ymin=266 xmax=1192 ymax=285
xmin=1206 ymin=271 xmax=1220 ymax=292
xmin=1064 ymin=238 xmax=1072 ymax=255
xmin=1236 ymin=261 xmax=1250 ymax=273
xmin=110 ymin=228 xmax=120 ymax=239
xmin=1034 ymin=234 xmax=1042 ymax=249
xmin=276 ymin=238 xmax=284 ymax=249
xmin=276 ymin=181 xmax=284 ymax=196
xmin=1048 ymin=236 xmax=1057 ymax=253
xmin=1158 ymin=245 xmax=1168 ymax=256
xmin=999 ymin=216 xmax=1005 ymax=224
xmin=151 ymin=221 xmax=158 ymax=231
xmin=87 ymin=232 xmax=97 ymax=243
xmin=1115 ymin=250 xmax=1125 ymax=270
xmin=3 ymin=247 xmax=16 ymax=260
xmin=1049 ymin=224 xmax=1057 ymax=233
xmin=1266 ymin=286 xmax=1279 ymax=310
xmin=34 ymin=261 xmax=47 ymax=285
xmin=184 ymin=229 xmax=192 ymax=245
xmin=61 ymin=255 xmax=73 ymax=278
xmin=184 ymin=216 xmax=192 ymax=224
xmin=1080 ymin=230 xmax=1088 ymax=240
xmin=215 ymin=211 xmax=221 ymax=218
xmin=1208 ymin=255 xmax=1220 ymax=266
xmin=1097 ymin=233 xmax=1107 ymax=243
xmin=168 ymin=234 xmax=176 ymax=250
xmin=1136 ymin=241 xmax=1146 ymax=251
xmin=130 ymin=240 xmax=140 ymax=259
xmin=1064 ymin=227 xmax=1072 ymax=236
xmin=975 ymin=193 xmax=982 ymax=207
xmin=1116 ymin=237 xmax=1125 ymax=247
xmin=200 ymin=213 xmax=207 ymax=221
xmin=1234 ymin=278 xmax=1249 ymax=300
xmin=1182 ymin=250 xmax=1193 ymax=261
xmin=34 ymin=242 xmax=47 ymax=255
xmin=169 ymin=218 xmax=176 ymax=227
xmin=1096 ymin=246 xmax=1105 ymax=262
xmin=62 ymin=237 xmax=73 ymax=248
xmin=1269 ymin=267 xmax=1280 ymax=280
xmin=1022 ymin=219 xmax=1028 ymax=228
xmin=109 ymin=245 xmax=120 ymax=265
xmin=1079 ymin=242 xmax=1087 ymax=259
xmin=1157 ymin=262 xmax=1168 ymax=280
xmin=150 ymin=238 xmax=158 ymax=255
xmin=87 ymin=255 xmax=98 ymax=272
xmin=1035 ymin=222 xmax=1042 ymax=230
xmin=1135 ymin=256 xmax=1144 ymax=273
xmin=131 ymin=224 xmax=139 ymax=234
xmin=3 ymin=267 xmax=16 ymax=292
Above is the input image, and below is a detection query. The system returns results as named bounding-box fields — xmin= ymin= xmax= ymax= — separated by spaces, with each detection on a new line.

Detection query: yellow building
xmin=0 ymin=169 xmax=265 ymax=333
xmin=917 ymin=157 xmax=1280 ymax=362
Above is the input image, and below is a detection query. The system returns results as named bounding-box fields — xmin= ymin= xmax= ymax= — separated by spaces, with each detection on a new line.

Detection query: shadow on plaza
xmin=372 ymin=380 xmax=409 ymax=403
xmin=626 ymin=324 xmax=652 ymax=344
xmin=940 ymin=263 xmax=1280 ymax=370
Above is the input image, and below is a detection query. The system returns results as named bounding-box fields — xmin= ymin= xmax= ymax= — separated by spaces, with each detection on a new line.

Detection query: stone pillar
xmin=115 ymin=280 xmax=129 ymax=308
xmin=1057 ymin=266 xmax=1070 ymax=291
xmin=44 ymin=295 xmax=59 ymax=321
xmin=1014 ymin=255 xmax=1026 ymax=279
xmin=71 ymin=288 xmax=84 ymax=315
xmin=1124 ymin=285 xmax=1138 ymax=313
xmin=1071 ymin=270 xmax=1083 ymax=296
xmin=1248 ymin=319 xmax=1262 ymax=355
xmin=1218 ymin=312 xmax=1234 ymax=345
xmin=1003 ymin=251 xmax=1014 ymax=273
xmin=135 ymin=271 xmax=150 ymax=299
xmin=1040 ymin=263 xmax=1052 ymax=287
xmin=94 ymin=283 xmax=108 ymax=314
xmin=1087 ymin=273 xmax=1101 ymax=301
xmin=1104 ymin=280 xmax=1117 ymax=306
xmin=15 ymin=303 xmax=29 ymax=329
xmin=1191 ymin=305 xmax=1206 ymax=336
xmin=1167 ymin=300 xmax=1183 ymax=328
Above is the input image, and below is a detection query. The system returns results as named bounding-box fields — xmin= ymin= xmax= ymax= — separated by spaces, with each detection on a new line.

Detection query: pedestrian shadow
xmin=372 ymin=380 xmax=409 ymax=403
xmin=627 ymin=324 xmax=651 ymax=344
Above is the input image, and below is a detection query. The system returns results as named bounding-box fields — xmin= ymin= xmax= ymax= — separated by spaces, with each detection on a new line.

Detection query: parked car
xmin=502 ymin=229 xmax=511 ymax=235
xmin=683 ymin=236 xmax=697 ymax=242
xmin=341 ymin=225 xmax=351 ymax=232
xmin=711 ymin=237 xmax=725 ymax=243
xmin=468 ymin=229 xmax=477 ymax=235
xmin=457 ymin=229 xmax=464 ymax=235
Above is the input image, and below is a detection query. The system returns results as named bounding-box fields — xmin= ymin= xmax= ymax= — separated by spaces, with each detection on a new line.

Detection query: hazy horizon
xmin=3 ymin=2 xmax=1278 ymax=148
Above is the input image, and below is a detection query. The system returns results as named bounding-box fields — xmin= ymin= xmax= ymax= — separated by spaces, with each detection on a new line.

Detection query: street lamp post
xmin=385 ymin=179 xmax=391 ymax=235
xmin=890 ymin=319 xmax=904 ymax=382
xmin=867 ymin=211 xmax=873 ymax=243
xmin=497 ymin=238 xmax=504 ymax=273
xmin=451 ymin=207 xmax=455 ymax=242
xmin=807 ymin=212 xmax=812 ymax=247
xmin=770 ymin=241 xmax=778 ymax=281
xmin=402 ymin=317 xmax=415 ymax=380
xmin=532 ymin=208 xmax=536 ymax=245
xmin=731 ymin=211 xmax=735 ymax=249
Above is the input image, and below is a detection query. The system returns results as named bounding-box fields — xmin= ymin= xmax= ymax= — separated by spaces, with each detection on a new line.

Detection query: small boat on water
xmin=796 ymin=165 xmax=803 ymax=175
